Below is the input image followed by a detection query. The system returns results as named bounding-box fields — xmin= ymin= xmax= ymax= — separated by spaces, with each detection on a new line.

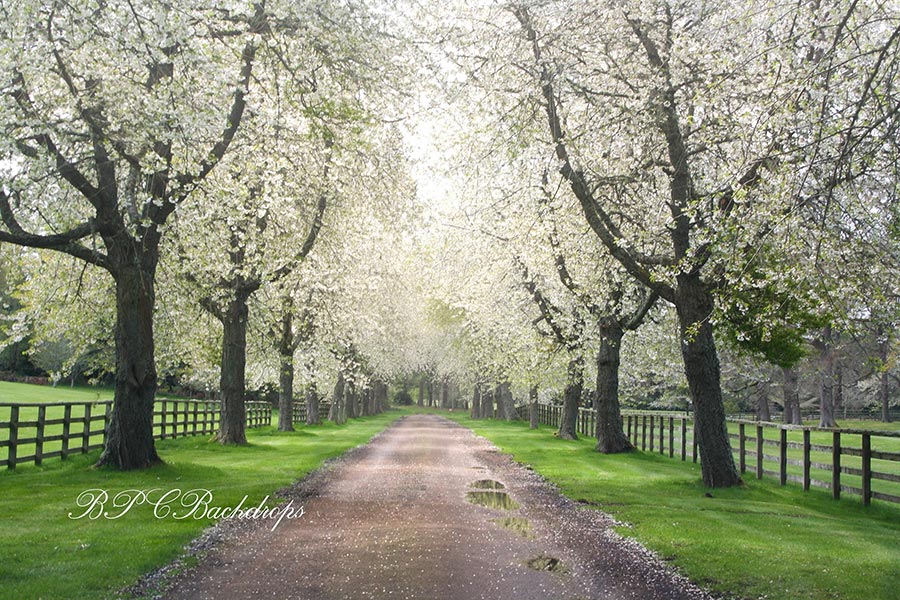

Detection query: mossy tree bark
xmin=558 ymin=358 xmax=582 ymax=440
xmin=594 ymin=327 xmax=633 ymax=453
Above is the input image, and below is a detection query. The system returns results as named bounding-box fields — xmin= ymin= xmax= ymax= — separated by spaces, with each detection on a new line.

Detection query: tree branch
xmin=624 ymin=13 xmax=693 ymax=263
xmin=512 ymin=5 xmax=676 ymax=302
xmin=198 ymin=296 xmax=225 ymax=322
xmin=0 ymin=189 xmax=109 ymax=269
xmin=621 ymin=290 xmax=659 ymax=331
xmin=268 ymin=140 xmax=333 ymax=283
xmin=516 ymin=256 xmax=575 ymax=349
xmin=175 ymin=7 xmax=264 ymax=198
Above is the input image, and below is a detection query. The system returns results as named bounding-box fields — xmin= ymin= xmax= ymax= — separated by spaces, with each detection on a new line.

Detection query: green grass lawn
xmin=0 ymin=410 xmax=405 ymax=600
xmin=614 ymin=411 xmax=900 ymax=502
xmin=3 ymin=389 xmax=898 ymax=600
xmin=445 ymin=412 xmax=900 ymax=600
xmin=0 ymin=381 xmax=114 ymax=403
xmin=724 ymin=421 xmax=900 ymax=501
xmin=0 ymin=382 xmax=223 ymax=465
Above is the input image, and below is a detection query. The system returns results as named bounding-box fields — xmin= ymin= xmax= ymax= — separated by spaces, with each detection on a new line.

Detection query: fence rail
xmin=0 ymin=398 xmax=272 ymax=469
xmin=291 ymin=401 xmax=332 ymax=424
xmin=523 ymin=404 xmax=900 ymax=506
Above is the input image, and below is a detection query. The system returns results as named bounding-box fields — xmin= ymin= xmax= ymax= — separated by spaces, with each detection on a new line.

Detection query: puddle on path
xmin=465 ymin=490 xmax=520 ymax=510
xmin=525 ymin=554 xmax=567 ymax=573
xmin=490 ymin=516 xmax=534 ymax=538
xmin=469 ymin=479 xmax=505 ymax=490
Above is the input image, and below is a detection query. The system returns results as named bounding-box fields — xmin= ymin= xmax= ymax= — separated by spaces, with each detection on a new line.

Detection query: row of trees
xmin=0 ymin=0 xmax=419 ymax=468
xmin=1 ymin=1 xmax=898 ymax=491
xmin=408 ymin=0 xmax=900 ymax=487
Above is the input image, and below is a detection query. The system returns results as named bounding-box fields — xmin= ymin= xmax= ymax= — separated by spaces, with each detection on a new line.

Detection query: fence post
xmin=82 ymin=404 xmax=92 ymax=454
xmin=832 ymin=431 xmax=841 ymax=500
xmin=668 ymin=417 xmax=674 ymax=458
xmin=103 ymin=402 xmax=111 ymax=444
xmin=641 ymin=416 xmax=647 ymax=450
xmin=692 ymin=419 xmax=698 ymax=463
xmin=803 ymin=429 xmax=811 ymax=491
xmin=192 ymin=402 xmax=199 ymax=436
xmin=183 ymin=401 xmax=189 ymax=437
xmin=8 ymin=405 xmax=19 ymax=469
xmin=649 ymin=415 xmax=655 ymax=452
xmin=779 ymin=428 xmax=787 ymax=486
xmin=62 ymin=404 xmax=71 ymax=460
xmin=862 ymin=433 xmax=871 ymax=506
xmin=160 ymin=399 xmax=167 ymax=439
xmin=756 ymin=425 xmax=763 ymax=479
xmin=626 ymin=415 xmax=632 ymax=441
xmin=680 ymin=418 xmax=687 ymax=461
xmin=659 ymin=417 xmax=664 ymax=455
xmin=739 ymin=423 xmax=746 ymax=473
xmin=35 ymin=405 xmax=46 ymax=466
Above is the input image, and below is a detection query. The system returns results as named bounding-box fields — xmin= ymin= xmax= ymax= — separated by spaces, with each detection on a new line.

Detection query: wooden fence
xmin=524 ymin=405 xmax=900 ymax=506
xmin=291 ymin=401 xmax=332 ymax=424
xmin=0 ymin=398 xmax=272 ymax=469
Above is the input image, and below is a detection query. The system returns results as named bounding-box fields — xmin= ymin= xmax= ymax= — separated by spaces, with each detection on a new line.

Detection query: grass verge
xmin=0 ymin=381 xmax=114 ymax=403
xmin=0 ymin=410 xmax=405 ymax=600
xmin=444 ymin=412 xmax=900 ymax=600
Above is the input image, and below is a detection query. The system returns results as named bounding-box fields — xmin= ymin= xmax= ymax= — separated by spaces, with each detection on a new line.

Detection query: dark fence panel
xmin=1 ymin=398 xmax=272 ymax=469
xmin=516 ymin=405 xmax=900 ymax=506
xmin=291 ymin=402 xmax=333 ymax=424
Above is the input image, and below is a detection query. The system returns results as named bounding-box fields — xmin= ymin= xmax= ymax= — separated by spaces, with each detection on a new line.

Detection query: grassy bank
xmin=446 ymin=413 xmax=900 ymax=600
xmin=0 ymin=381 xmax=114 ymax=403
xmin=0 ymin=410 xmax=405 ymax=600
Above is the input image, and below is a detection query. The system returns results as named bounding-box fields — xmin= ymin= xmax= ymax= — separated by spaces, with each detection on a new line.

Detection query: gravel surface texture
xmin=150 ymin=414 xmax=716 ymax=600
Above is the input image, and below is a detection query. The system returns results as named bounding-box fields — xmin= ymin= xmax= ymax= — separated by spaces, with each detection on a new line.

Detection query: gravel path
xmin=158 ymin=414 xmax=715 ymax=600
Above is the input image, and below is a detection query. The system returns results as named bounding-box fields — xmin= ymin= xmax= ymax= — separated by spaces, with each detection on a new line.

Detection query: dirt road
xmin=159 ymin=414 xmax=713 ymax=600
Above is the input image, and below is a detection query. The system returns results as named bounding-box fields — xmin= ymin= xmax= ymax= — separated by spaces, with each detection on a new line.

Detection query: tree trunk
xmin=217 ymin=291 xmax=251 ymax=444
xmin=471 ymin=386 xmax=481 ymax=418
xmin=880 ymin=333 xmax=892 ymax=422
xmin=481 ymin=387 xmax=493 ymax=419
xmin=818 ymin=325 xmax=838 ymax=428
xmin=558 ymin=358 xmax=582 ymax=440
xmin=499 ymin=381 xmax=519 ymax=421
xmin=330 ymin=372 xmax=346 ymax=424
xmin=305 ymin=383 xmax=321 ymax=425
xmin=494 ymin=383 xmax=507 ymax=419
xmin=277 ymin=310 xmax=294 ymax=432
xmin=346 ymin=381 xmax=358 ymax=419
xmin=782 ymin=366 xmax=802 ymax=425
xmin=361 ymin=385 xmax=371 ymax=416
xmin=418 ymin=378 xmax=425 ymax=407
xmin=529 ymin=385 xmax=539 ymax=429
xmin=96 ymin=258 xmax=161 ymax=469
xmin=835 ymin=352 xmax=844 ymax=420
xmin=427 ymin=381 xmax=433 ymax=407
xmin=674 ymin=276 xmax=740 ymax=487
xmin=440 ymin=380 xmax=449 ymax=409
xmin=377 ymin=381 xmax=388 ymax=412
xmin=277 ymin=354 xmax=294 ymax=431
xmin=756 ymin=379 xmax=771 ymax=422
xmin=594 ymin=328 xmax=633 ymax=453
